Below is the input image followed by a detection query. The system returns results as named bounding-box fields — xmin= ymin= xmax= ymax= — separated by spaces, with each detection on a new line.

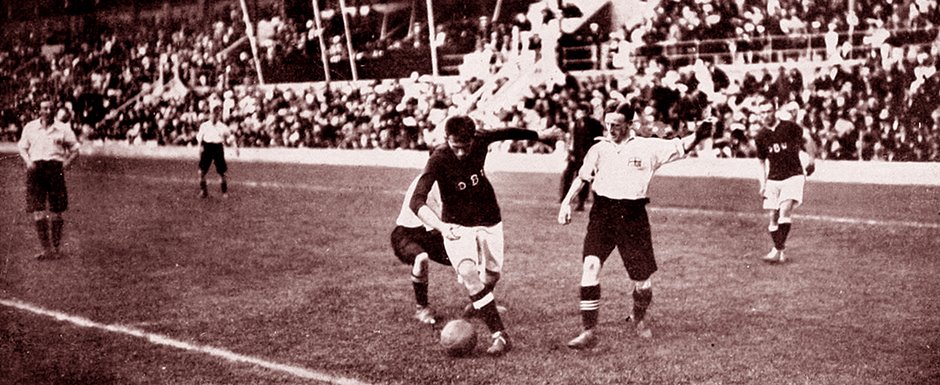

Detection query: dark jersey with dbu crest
xmin=411 ymin=128 xmax=538 ymax=226
xmin=755 ymin=120 xmax=805 ymax=181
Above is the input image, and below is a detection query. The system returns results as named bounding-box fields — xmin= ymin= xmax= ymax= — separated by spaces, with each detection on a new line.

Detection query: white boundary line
xmin=126 ymin=174 xmax=940 ymax=230
xmin=0 ymin=298 xmax=372 ymax=385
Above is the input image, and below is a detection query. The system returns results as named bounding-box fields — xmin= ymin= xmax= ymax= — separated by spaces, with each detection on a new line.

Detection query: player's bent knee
xmin=580 ymin=256 xmax=602 ymax=285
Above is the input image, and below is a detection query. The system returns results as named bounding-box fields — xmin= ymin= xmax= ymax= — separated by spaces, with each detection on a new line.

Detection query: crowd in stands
xmin=1 ymin=0 xmax=939 ymax=163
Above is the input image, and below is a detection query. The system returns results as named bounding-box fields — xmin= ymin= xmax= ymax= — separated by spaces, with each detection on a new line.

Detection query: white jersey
xmin=396 ymin=174 xmax=442 ymax=229
xmin=18 ymin=119 xmax=79 ymax=162
xmin=579 ymin=136 xmax=686 ymax=200
xmin=196 ymin=120 xmax=231 ymax=144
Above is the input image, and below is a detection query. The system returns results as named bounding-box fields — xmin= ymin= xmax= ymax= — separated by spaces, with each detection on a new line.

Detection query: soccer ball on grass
xmin=440 ymin=319 xmax=477 ymax=357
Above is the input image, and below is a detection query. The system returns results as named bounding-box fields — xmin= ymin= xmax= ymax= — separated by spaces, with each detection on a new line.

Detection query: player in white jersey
xmin=391 ymin=174 xmax=450 ymax=325
xmin=558 ymin=102 xmax=713 ymax=349
xmin=17 ymin=101 xmax=80 ymax=260
xmin=197 ymin=104 xmax=238 ymax=198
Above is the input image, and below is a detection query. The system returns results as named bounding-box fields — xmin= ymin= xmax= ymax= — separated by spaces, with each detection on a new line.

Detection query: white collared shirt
xmin=196 ymin=119 xmax=231 ymax=144
xmin=578 ymin=136 xmax=686 ymax=200
xmin=18 ymin=119 xmax=79 ymax=162
xmin=396 ymin=174 xmax=442 ymax=229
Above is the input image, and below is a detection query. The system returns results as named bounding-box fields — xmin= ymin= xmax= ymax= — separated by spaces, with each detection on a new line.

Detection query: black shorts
xmin=199 ymin=143 xmax=227 ymax=174
xmin=390 ymin=225 xmax=451 ymax=266
xmin=582 ymin=194 xmax=656 ymax=281
xmin=26 ymin=160 xmax=68 ymax=213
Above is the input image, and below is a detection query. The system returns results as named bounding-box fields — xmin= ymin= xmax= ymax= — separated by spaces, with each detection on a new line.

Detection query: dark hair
xmin=605 ymin=101 xmax=635 ymax=121
xmin=444 ymin=115 xmax=476 ymax=144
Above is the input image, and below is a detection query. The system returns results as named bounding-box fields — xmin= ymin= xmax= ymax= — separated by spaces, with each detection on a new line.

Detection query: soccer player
xmin=17 ymin=100 xmax=80 ymax=260
xmin=197 ymin=104 xmax=238 ymax=198
xmin=755 ymin=102 xmax=817 ymax=263
xmin=557 ymin=101 xmax=712 ymax=349
xmin=391 ymin=173 xmax=451 ymax=325
xmin=409 ymin=115 xmax=541 ymax=356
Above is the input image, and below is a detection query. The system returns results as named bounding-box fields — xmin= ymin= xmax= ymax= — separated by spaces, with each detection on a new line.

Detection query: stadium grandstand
xmin=1 ymin=0 xmax=938 ymax=161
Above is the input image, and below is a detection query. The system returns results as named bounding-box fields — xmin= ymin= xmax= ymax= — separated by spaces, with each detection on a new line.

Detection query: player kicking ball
xmin=410 ymin=115 xmax=547 ymax=356
xmin=755 ymin=102 xmax=817 ymax=264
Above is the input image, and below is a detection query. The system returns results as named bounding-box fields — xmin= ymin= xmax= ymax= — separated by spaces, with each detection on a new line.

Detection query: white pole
xmin=238 ymin=0 xmax=265 ymax=85
xmin=338 ymin=0 xmax=359 ymax=81
xmin=311 ymin=0 xmax=332 ymax=83
xmin=425 ymin=0 xmax=439 ymax=79
xmin=492 ymin=0 xmax=503 ymax=23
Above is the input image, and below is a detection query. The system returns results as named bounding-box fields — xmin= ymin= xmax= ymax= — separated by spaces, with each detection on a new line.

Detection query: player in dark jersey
xmin=755 ymin=102 xmax=817 ymax=263
xmin=410 ymin=115 xmax=540 ymax=356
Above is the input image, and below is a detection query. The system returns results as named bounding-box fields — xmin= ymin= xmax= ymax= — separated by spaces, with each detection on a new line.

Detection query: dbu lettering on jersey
xmin=769 ymin=142 xmax=788 ymax=153
xmin=457 ymin=170 xmax=484 ymax=190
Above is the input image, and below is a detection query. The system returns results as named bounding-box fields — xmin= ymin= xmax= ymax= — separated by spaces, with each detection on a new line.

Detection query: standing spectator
xmin=197 ymin=104 xmax=238 ymax=198
xmin=559 ymin=102 xmax=604 ymax=210
xmin=756 ymin=102 xmax=817 ymax=263
xmin=557 ymin=102 xmax=712 ymax=349
xmin=17 ymin=101 xmax=80 ymax=260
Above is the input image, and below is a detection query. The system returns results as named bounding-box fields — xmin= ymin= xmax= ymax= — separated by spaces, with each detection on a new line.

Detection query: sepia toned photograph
xmin=1 ymin=0 xmax=938 ymax=384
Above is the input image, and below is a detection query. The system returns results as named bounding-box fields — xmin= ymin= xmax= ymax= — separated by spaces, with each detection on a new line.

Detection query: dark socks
xmin=411 ymin=275 xmax=429 ymax=307
xmin=579 ymin=285 xmax=601 ymax=330
xmin=632 ymin=288 xmax=652 ymax=322
xmin=777 ymin=223 xmax=791 ymax=249
xmin=34 ymin=217 xmax=50 ymax=251
xmin=470 ymin=288 xmax=505 ymax=333
xmin=50 ymin=217 xmax=64 ymax=250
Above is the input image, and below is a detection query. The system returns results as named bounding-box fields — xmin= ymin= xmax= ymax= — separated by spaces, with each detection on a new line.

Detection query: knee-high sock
xmin=579 ymin=285 xmax=601 ymax=330
xmin=769 ymin=224 xmax=782 ymax=250
xmin=483 ymin=270 xmax=500 ymax=292
xmin=50 ymin=217 xmax=64 ymax=250
xmin=776 ymin=218 xmax=792 ymax=250
xmin=35 ymin=217 xmax=50 ymax=251
xmin=470 ymin=288 xmax=505 ymax=333
xmin=632 ymin=288 xmax=652 ymax=322
xmin=411 ymin=274 xmax=429 ymax=307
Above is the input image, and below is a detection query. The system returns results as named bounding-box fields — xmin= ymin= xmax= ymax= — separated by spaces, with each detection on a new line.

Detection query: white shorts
xmin=762 ymin=175 xmax=805 ymax=210
xmin=444 ymin=222 xmax=504 ymax=275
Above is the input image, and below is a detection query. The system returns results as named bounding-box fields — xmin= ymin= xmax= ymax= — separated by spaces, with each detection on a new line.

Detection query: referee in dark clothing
xmin=17 ymin=101 xmax=80 ymax=260
xmin=558 ymin=102 xmax=713 ymax=349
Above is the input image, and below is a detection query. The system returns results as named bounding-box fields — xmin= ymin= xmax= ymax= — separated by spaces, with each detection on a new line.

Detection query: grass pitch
xmin=1 ymin=154 xmax=939 ymax=385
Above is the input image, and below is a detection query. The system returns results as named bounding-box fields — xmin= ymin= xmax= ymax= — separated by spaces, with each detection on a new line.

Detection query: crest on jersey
xmin=628 ymin=157 xmax=643 ymax=168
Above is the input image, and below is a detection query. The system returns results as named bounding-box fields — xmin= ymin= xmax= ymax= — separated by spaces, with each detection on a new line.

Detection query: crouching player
xmin=391 ymin=174 xmax=451 ymax=325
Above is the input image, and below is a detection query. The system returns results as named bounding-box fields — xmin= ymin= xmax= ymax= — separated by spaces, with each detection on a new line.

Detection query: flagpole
xmin=311 ymin=0 xmax=331 ymax=83
xmin=338 ymin=0 xmax=359 ymax=81
xmin=425 ymin=0 xmax=439 ymax=79
xmin=238 ymin=0 xmax=265 ymax=85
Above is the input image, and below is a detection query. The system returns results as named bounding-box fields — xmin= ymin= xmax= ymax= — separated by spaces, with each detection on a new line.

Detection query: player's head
xmin=444 ymin=115 xmax=476 ymax=160
xmin=38 ymin=100 xmax=55 ymax=123
xmin=210 ymin=104 xmax=223 ymax=120
xmin=603 ymin=101 xmax=635 ymax=142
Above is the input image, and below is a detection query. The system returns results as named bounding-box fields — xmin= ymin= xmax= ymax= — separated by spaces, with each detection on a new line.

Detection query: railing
xmin=562 ymin=26 xmax=939 ymax=70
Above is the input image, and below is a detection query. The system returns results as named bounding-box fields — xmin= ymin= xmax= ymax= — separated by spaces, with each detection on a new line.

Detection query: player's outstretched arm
xmin=682 ymin=118 xmax=716 ymax=153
